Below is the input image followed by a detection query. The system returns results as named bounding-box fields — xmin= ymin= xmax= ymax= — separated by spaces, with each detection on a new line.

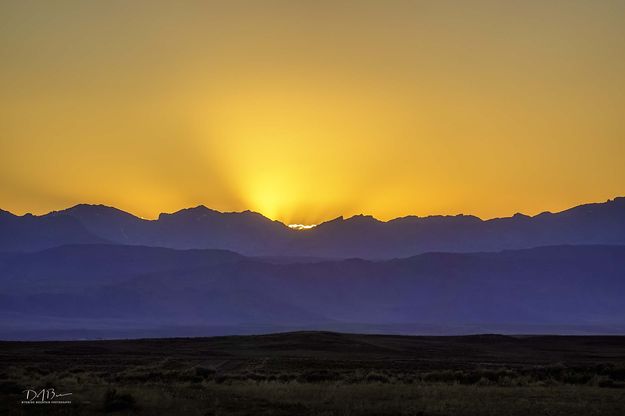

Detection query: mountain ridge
xmin=1 ymin=196 xmax=624 ymax=257
xmin=1 ymin=244 xmax=624 ymax=336
xmin=7 ymin=195 xmax=624 ymax=224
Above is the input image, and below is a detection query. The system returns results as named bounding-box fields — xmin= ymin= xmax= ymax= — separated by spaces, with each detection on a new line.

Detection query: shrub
xmin=365 ymin=372 xmax=390 ymax=383
xmin=562 ymin=371 xmax=592 ymax=385
xmin=297 ymin=370 xmax=342 ymax=383
xmin=277 ymin=373 xmax=296 ymax=383
xmin=476 ymin=377 xmax=491 ymax=386
xmin=195 ymin=367 xmax=216 ymax=378
xmin=606 ymin=365 xmax=625 ymax=382
xmin=423 ymin=370 xmax=458 ymax=384
xmin=102 ymin=388 xmax=137 ymax=412
xmin=244 ymin=372 xmax=267 ymax=382
xmin=593 ymin=376 xmax=625 ymax=389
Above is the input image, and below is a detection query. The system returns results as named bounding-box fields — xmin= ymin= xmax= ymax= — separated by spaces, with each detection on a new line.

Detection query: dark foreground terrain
xmin=1 ymin=332 xmax=625 ymax=415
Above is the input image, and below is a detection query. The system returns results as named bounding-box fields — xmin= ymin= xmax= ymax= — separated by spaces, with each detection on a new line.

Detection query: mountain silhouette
xmin=1 ymin=244 xmax=624 ymax=337
xmin=42 ymin=204 xmax=291 ymax=254
xmin=0 ymin=209 xmax=106 ymax=252
xmin=1 ymin=197 xmax=624 ymax=258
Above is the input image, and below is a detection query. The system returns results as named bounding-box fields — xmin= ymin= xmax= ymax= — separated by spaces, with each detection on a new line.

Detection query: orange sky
xmin=1 ymin=1 xmax=624 ymax=224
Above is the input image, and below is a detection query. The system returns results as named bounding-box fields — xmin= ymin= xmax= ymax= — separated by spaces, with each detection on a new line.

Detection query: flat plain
xmin=1 ymin=332 xmax=625 ymax=415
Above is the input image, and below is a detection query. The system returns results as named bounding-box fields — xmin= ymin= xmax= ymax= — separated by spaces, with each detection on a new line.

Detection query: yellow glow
xmin=288 ymin=224 xmax=318 ymax=231
xmin=1 ymin=1 xmax=624 ymax=224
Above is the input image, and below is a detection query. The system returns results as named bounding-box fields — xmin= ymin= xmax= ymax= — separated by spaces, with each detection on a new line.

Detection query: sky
xmin=1 ymin=0 xmax=624 ymax=225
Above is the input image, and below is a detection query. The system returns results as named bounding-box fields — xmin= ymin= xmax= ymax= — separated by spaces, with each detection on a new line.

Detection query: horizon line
xmin=2 ymin=196 xmax=623 ymax=228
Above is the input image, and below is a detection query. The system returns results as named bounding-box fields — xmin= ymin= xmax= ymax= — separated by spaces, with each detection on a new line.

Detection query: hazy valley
xmin=1 ymin=197 xmax=625 ymax=339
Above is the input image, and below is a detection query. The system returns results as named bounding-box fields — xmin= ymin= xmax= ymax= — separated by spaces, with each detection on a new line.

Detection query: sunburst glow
xmin=288 ymin=224 xmax=318 ymax=231
xmin=1 ymin=1 xmax=624 ymax=223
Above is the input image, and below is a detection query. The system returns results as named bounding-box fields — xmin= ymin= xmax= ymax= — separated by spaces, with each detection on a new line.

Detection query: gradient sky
xmin=1 ymin=1 xmax=624 ymax=224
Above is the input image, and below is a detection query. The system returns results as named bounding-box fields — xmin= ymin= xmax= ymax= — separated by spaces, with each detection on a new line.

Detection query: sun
xmin=288 ymin=224 xmax=317 ymax=230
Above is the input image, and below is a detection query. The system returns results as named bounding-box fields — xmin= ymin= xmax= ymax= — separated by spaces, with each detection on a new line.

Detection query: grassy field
xmin=1 ymin=332 xmax=624 ymax=415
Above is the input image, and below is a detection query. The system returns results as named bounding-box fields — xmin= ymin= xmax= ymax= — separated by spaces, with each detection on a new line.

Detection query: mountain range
xmin=1 ymin=244 xmax=624 ymax=339
xmin=1 ymin=196 xmax=624 ymax=339
xmin=1 ymin=197 xmax=625 ymax=258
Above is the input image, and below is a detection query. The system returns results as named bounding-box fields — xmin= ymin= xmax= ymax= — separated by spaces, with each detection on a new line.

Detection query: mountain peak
xmin=70 ymin=203 xmax=111 ymax=210
xmin=345 ymin=214 xmax=381 ymax=223
xmin=48 ymin=204 xmax=140 ymax=222
xmin=67 ymin=203 xmax=131 ymax=214
xmin=186 ymin=204 xmax=214 ymax=213
xmin=158 ymin=205 xmax=218 ymax=220
xmin=234 ymin=209 xmax=265 ymax=218
xmin=2 ymin=196 xmax=624 ymax=257
xmin=0 ymin=208 xmax=16 ymax=219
